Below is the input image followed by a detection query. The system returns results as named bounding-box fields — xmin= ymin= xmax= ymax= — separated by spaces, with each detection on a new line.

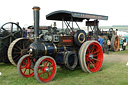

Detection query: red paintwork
xmin=85 ymin=42 xmax=103 ymax=72
xmin=20 ymin=56 xmax=34 ymax=77
xmin=37 ymin=58 xmax=56 ymax=82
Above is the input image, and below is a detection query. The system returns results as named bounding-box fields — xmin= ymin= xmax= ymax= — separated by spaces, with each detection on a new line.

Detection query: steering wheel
xmin=0 ymin=22 xmax=23 ymax=44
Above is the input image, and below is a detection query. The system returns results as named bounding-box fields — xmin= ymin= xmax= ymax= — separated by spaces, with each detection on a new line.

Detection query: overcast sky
xmin=0 ymin=0 xmax=128 ymax=28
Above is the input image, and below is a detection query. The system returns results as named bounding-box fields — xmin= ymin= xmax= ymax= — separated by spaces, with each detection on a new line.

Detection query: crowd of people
xmin=97 ymin=35 xmax=127 ymax=54
xmin=98 ymin=36 xmax=110 ymax=54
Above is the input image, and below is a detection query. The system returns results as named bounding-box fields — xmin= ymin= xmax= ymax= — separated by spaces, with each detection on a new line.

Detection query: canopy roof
xmin=46 ymin=10 xmax=108 ymax=22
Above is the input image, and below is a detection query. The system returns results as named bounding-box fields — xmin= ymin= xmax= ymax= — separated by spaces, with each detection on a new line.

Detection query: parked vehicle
xmin=17 ymin=6 xmax=108 ymax=83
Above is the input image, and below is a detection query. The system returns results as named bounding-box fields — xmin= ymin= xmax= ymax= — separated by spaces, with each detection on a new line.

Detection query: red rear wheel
xmin=17 ymin=54 xmax=34 ymax=77
xmin=34 ymin=56 xmax=57 ymax=83
xmin=79 ymin=41 xmax=103 ymax=73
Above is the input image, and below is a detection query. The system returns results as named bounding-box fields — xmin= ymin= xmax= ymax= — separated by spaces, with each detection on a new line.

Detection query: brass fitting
xmin=32 ymin=6 xmax=40 ymax=10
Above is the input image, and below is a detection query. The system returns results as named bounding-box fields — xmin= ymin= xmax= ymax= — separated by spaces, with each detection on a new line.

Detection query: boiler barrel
xmin=41 ymin=43 xmax=69 ymax=56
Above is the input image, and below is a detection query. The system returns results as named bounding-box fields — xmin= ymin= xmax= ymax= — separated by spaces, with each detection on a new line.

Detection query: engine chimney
xmin=32 ymin=6 xmax=40 ymax=43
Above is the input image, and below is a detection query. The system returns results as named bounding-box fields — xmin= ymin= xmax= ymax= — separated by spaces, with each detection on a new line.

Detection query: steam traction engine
xmin=17 ymin=7 xmax=108 ymax=83
xmin=86 ymin=19 xmax=119 ymax=52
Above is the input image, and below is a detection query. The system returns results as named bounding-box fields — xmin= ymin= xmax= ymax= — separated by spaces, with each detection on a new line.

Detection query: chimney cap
xmin=33 ymin=6 xmax=40 ymax=10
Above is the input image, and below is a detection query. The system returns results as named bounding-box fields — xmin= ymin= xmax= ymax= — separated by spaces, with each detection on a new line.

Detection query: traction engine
xmin=17 ymin=6 xmax=107 ymax=83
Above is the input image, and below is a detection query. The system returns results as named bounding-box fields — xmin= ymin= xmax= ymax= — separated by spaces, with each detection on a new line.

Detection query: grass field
xmin=0 ymin=49 xmax=128 ymax=85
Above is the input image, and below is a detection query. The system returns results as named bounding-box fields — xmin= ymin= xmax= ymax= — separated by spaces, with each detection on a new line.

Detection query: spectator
xmin=98 ymin=36 xmax=103 ymax=49
xmin=23 ymin=28 xmax=27 ymax=38
xmin=122 ymin=37 xmax=127 ymax=50
xmin=103 ymin=36 xmax=110 ymax=54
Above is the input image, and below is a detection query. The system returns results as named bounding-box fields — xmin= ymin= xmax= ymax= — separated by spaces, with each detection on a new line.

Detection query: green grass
xmin=0 ymin=49 xmax=128 ymax=85
xmin=1 ymin=62 xmax=128 ymax=85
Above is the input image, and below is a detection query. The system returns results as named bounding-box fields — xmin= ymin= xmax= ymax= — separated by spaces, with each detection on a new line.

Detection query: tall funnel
xmin=32 ymin=6 xmax=40 ymax=43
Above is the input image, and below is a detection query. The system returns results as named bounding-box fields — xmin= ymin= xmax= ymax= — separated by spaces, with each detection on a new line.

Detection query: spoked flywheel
xmin=1 ymin=22 xmax=22 ymax=43
xmin=79 ymin=40 xmax=103 ymax=73
xmin=17 ymin=54 xmax=35 ymax=77
xmin=111 ymin=35 xmax=119 ymax=51
xmin=0 ymin=22 xmax=22 ymax=63
xmin=34 ymin=56 xmax=57 ymax=83
xmin=8 ymin=38 xmax=33 ymax=66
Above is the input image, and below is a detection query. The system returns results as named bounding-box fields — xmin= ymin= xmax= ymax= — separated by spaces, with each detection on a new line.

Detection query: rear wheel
xmin=79 ymin=41 xmax=103 ymax=73
xmin=34 ymin=56 xmax=57 ymax=83
xmin=8 ymin=38 xmax=33 ymax=66
xmin=111 ymin=35 xmax=119 ymax=51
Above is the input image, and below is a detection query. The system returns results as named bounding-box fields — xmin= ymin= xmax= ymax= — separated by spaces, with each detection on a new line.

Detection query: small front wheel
xmin=17 ymin=54 xmax=34 ymax=77
xmin=34 ymin=56 xmax=57 ymax=83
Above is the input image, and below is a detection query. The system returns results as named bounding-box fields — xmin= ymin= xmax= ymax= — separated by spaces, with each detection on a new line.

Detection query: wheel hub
xmin=43 ymin=67 xmax=50 ymax=72
xmin=89 ymin=54 xmax=93 ymax=60
xmin=26 ymin=63 xmax=30 ymax=69
xmin=21 ymin=49 xmax=27 ymax=56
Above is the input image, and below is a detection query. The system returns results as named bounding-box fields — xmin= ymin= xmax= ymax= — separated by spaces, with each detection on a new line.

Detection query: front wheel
xmin=17 ymin=54 xmax=34 ymax=77
xmin=79 ymin=41 xmax=103 ymax=73
xmin=34 ymin=56 xmax=57 ymax=83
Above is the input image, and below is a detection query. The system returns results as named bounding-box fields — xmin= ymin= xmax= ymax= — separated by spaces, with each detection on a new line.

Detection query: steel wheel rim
xmin=114 ymin=36 xmax=119 ymax=51
xmin=20 ymin=56 xmax=34 ymax=77
xmin=8 ymin=38 xmax=32 ymax=66
xmin=37 ymin=58 xmax=56 ymax=82
xmin=85 ymin=42 xmax=103 ymax=72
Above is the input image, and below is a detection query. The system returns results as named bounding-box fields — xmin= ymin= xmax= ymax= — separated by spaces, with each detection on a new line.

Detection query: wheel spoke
xmin=13 ymin=52 xmax=21 ymax=54
xmin=87 ymin=48 xmax=91 ymax=54
xmin=93 ymin=58 xmax=100 ymax=61
xmin=87 ymin=61 xmax=90 ymax=69
xmin=90 ymin=61 xmax=96 ymax=69
xmin=13 ymin=47 xmax=20 ymax=51
xmin=29 ymin=68 xmax=30 ymax=74
xmin=21 ymin=66 xmax=26 ymax=69
xmin=39 ymin=71 xmax=44 ymax=75
xmin=11 ymin=23 xmax=13 ymax=32
xmin=46 ymin=72 xmax=49 ymax=77
xmin=42 ymin=61 xmax=46 ymax=66
xmin=93 ymin=49 xmax=100 ymax=54
xmin=22 ymin=41 xmax=25 ymax=49
xmin=12 ymin=55 xmax=19 ymax=59
xmin=91 ymin=59 xmax=96 ymax=65
xmin=90 ymin=45 xmax=95 ymax=53
xmin=27 ymin=57 xmax=30 ymax=63
xmin=25 ymin=41 xmax=30 ymax=48
xmin=10 ymin=36 xmax=12 ymax=44
xmin=43 ymin=72 xmax=45 ymax=79
xmin=12 ymin=35 xmax=17 ymax=39
xmin=24 ymin=68 xmax=27 ymax=73
xmin=31 ymin=68 xmax=34 ymax=71
xmin=19 ymin=40 xmax=22 ymax=49
xmin=16 ymin=45 xmax=22 ymax=50
xmin=49 ymin=63 xmax=53 ymax=68
xmin=15 ymin=55 xmax=21 ymax=61
xmin=45 ymin=61 xmax=49 ymax=66
xmin=93 ymin=55 xmax=97 ymax=57
xmin=22 ymin=61 xmax=26 ymax=65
